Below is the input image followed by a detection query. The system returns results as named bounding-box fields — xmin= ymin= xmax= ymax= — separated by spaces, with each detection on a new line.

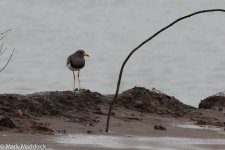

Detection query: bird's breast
xmin=67 ymin=62 xmax=85 ymax=71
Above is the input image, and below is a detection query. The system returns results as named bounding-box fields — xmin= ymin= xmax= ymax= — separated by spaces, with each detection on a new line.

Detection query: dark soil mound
xmin=0 ymin=90 xmax=104 ymax=125
xmin=199 ymin=94 xmax=225 ymax=110
xmin=0 ymin=87 xmax=197 ymax=132
xmin=0 ymin=87 xmax=195 ymax=119
xmin=116 ymin=87 xmax=194 ymax=116
xmin=1 ymin=87 xmax=224 ymax=134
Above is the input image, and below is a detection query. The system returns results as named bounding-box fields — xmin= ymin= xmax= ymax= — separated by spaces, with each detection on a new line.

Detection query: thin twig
xmin=0 ymin=29 xmax=12 ymax=41
xmin=105 ymin=9 xmax=225 ymax=132
xmin=0 ymin=43 xmax=3 ymax=53
xmin=0 ymin=29 xmax=14 ymax=72
xmin=0 ymin=29 xmax=12 ymax=35
xmin=0 ymin=48 xmax=15 ymax=73
xmin=0 ymin=47 xmax=8 ymax=57
xmin=0 ymin=34 xmax=7 ymax=41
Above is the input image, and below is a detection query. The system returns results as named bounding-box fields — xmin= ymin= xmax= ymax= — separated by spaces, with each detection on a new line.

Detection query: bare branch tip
xmin=0 ymin=29 xmax=12 ymax=35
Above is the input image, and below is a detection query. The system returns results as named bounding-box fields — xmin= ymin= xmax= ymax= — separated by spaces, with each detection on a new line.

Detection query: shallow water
xmin=53 ymin=134 xmax=225 ymax=150
xmin=0 ymin=0 xmax=225 ymax=106
xmin=175 ymin=123 xmax=225 ymax=135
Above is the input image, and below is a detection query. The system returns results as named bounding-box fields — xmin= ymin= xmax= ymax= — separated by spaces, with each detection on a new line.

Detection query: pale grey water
xmin=53 ymin=134 xmax=225 ymax=150
xmin=0 ymin=0 xmax=225 ymax=106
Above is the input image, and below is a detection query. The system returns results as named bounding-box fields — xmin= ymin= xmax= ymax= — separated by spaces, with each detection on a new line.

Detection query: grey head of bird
xmin=75 ymin=50 xmax=90 ymax=58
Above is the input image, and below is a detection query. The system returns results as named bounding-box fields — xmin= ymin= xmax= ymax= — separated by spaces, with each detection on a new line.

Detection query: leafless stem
xmin=0 ymin=48 xmax=8 ymax=57
xmin=0 ymin=48 xmax=15 ymax=73
xmin=0 ymin=34 xmax=7 ymax=41
xmin=0 ymin=29 xmax=15 ymax=73
xmin=0 ymin=29 xmax=12 ymax=35
xmin=105 ymin=9 xmax=225 ymax=132
xmin=0 ymin=43 xmax=3 ymax=53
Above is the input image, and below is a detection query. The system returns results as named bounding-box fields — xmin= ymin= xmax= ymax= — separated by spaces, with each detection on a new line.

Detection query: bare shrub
xmin=0 ymin=29 xmax=15 ymax=73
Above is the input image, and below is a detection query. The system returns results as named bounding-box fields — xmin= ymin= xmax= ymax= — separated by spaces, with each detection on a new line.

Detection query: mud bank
xmin=199 ymin=93 xmax=225 ymax=110
xmin=0 ymin=87 xmax=224 ymax=135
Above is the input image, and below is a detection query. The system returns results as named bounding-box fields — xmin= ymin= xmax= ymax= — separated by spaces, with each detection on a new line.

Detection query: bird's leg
xmin=73 ymin=71 xmax=76 ymax=91
xmin=78 ymin=70 xmax=81 ymax=91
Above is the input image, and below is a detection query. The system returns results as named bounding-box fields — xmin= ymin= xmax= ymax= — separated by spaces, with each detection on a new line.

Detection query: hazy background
xmin=0 ymin=0 xmax=225 ymax=107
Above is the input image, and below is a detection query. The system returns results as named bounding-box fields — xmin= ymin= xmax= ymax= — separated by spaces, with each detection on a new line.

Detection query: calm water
xmin=53 ymin=134 xmax=225 ymax=150
xmin=0 ymin=0 xmax=225 ymax=106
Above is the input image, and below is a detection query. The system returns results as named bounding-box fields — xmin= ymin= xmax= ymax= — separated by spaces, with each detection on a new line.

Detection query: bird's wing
xmin=67 ymin=55 xmax=72 ymax=65
xmin=71 ymin=56 xmax=85 ymax=69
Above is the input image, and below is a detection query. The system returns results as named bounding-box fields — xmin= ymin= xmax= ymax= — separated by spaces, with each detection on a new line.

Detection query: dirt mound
xmin=0 ymin=87 xmax=199 ymax=134
xmin=199 ymin=94 xmax=225 ymax=110
xmin=0 ymin=90 xmax=103 ymax=125
xmin=116 ymin=87 xmax=194 ymax=116
xmin=0 ymin=87 xmax=194 ymax=119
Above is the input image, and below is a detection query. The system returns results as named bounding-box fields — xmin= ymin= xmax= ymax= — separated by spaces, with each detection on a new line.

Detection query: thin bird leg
xmin=73 ymin=71 xmax=76 ymax=91
xmin=78 ymin=70 xmax=81 ymax=90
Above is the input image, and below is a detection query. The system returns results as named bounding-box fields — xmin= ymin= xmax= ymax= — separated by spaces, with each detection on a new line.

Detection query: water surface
xmin=0 ymin=0 xmax=225 ymax=106
xmin=53 ymin=134 xmax=225 ymax=150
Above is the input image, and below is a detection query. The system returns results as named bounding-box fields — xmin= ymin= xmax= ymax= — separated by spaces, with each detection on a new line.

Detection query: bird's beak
xmin=84 ymin=53 xmax=89 ymax=57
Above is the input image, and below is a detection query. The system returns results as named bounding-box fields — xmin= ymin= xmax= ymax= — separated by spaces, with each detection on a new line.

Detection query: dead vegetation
xmin=0 ymin=29 xmax=15 ymax=73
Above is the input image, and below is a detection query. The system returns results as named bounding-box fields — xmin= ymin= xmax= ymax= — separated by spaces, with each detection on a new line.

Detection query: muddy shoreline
xmin=0 ymin=87 xmax=225 ymax=149
xmin=0 ymin=87 xmax=224 ymax=135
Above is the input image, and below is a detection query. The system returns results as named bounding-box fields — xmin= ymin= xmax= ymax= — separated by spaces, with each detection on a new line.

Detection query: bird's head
xmin=75 ymin=50 xmax=89 ymax=58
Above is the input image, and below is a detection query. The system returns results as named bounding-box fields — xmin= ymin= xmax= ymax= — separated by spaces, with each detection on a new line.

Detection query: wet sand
xmin=1 ymin=111 xmax=225 ymax=150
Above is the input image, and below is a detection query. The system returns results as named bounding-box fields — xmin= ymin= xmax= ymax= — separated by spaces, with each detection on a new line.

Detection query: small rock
xmin=196 ymin=120 xmax=208 ymax=125
xmin=87 ymin=130 xmax=92 ymax=134
xmin=62 ymin=129 xmax=67 ymax=134
xmin=65 ymin=119 xmax=70 ymax=122
xmin=219 ymin=108 xmax=223 ymax=111
xmin=154 ymin=125 xmax=166 ymax=131
xmin=125 ymin=116 xmax=142 ymax=121
xmin=18 ymin=109 xmax=23 ymax=117
xmin=31 ymin=125 xmax=54 ymax=133
xmin=0 ymin=115 xmax=4 ymax=119
xmin=111 ymin=112 xmax=115 ymax=116
xmin=85 ymin=122 xmax=93 ymax=127
xmin=57 ymin=129 xmax=67 ymax=134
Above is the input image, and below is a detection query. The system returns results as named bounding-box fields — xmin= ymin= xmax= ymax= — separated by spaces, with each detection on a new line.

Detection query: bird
xmin=67 ymin=50 xmax=89 ymax=91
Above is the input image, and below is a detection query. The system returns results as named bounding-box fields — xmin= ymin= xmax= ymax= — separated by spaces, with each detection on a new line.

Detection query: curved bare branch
xmin=0 ymin=48 xmax=15 ymax=73
xmin=0 ymin=29 xmax=12 ymax=35
xmin=0 ymin=29 xmax=15 ymax=73
xmin=0 ymin=48 xmax=8 ymax=57
xmin=105 ymin=9 xmax=225 ymax=132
